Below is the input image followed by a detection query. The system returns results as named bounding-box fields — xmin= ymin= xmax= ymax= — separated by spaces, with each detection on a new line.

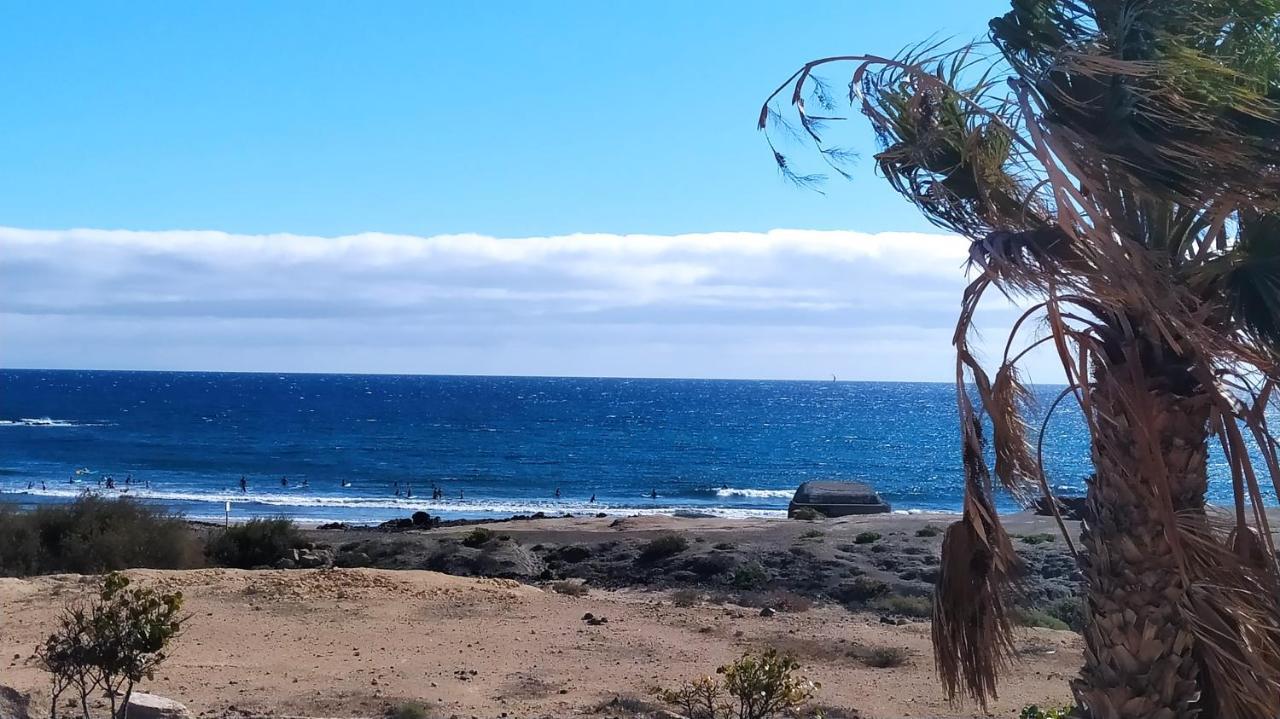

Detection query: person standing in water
xmin=406 ymin=485 xmax=413 ymax=499
xmin=240 ymin=476 xmax=248 ymax=493
xmin=589 ymin=492 xmax=596 ymax=504
xmin=280 ymin=476 xmax=289 ymax=488
xmin=554 ymin=487 xmax=561 ymax=499
xmin=650 ymin=487 xmax=658 ymax=499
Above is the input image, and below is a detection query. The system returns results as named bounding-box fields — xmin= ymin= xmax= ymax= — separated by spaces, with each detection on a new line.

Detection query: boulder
xmin=0 ymin=685 xmax=31 ymax=719
xmin=1032 ymin=495 xmax=1089 ymax=522
xmin=125 ymin=693 xmax=193 ymax=719
xmin=787 ymin=481 xmax=890 ymax=518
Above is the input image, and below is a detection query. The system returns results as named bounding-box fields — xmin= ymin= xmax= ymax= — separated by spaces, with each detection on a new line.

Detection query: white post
xmin=224 ymin=501 xmax=231 ymax=528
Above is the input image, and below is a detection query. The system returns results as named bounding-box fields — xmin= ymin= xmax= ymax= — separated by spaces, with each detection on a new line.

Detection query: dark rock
xmin=411 ymin=511 xmax=436 ymax=528
xmin=297 ymin=549 xmax=333 ymax=569
xmin=759 ymin=607 xmax=776 ymax=617
xmin=316 ymin=522 xmax=347 ymax=530
xmin=787 ymin=481 xmax=890 ymax=518
xmin=379 ymin=517 xmax=415 ymax=530
xmin=273 ymin=558 xmax=298 ymax=570
xmin=554 ymin=545 xmax=592 ymax=563
xmin=673 ymin=510 xmax=716 ymax=519
xmin=0 ymin=685 xmax=31 ymax=719
xmin=684 ymin=553 xmax=736 ymax=577
xmin=582 ymin=612 xmax=595 ymax=621
xmin=1031 ymin=495 xmax=1089 ymax=521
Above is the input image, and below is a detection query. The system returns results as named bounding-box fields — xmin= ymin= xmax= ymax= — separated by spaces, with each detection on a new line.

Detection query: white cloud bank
xmin=0 ymin=226 xmax=1046 ymax=381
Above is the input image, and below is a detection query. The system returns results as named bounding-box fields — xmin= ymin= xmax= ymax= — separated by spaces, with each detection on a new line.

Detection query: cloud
xmin=0 ymin=226 xmax=1044 ymax=380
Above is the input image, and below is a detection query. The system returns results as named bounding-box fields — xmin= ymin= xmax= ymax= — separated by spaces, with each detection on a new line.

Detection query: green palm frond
xmin=1196 ymin=213 xmax=1280 ymax=349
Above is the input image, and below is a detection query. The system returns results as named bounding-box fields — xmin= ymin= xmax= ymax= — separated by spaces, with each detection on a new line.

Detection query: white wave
xmin=713 ymin=487 xmax=793 ymax=499
xmin=0 ymin=417 xmax=85 ymax=428
xmin=1 ymin=485 xmax=789 ymax=520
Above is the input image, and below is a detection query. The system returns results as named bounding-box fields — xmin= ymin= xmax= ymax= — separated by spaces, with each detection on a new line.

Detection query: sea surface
xmin=0 ymin=368 xmax=1183 ymax=524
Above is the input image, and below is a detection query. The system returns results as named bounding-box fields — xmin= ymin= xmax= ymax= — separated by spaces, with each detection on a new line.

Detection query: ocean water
xmin=0 ymin=369 xmax=1111 ymax=523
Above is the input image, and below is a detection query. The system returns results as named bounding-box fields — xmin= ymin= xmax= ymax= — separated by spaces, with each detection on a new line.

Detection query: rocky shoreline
xmin=290 ymin=511 xmax=1084 ymax=625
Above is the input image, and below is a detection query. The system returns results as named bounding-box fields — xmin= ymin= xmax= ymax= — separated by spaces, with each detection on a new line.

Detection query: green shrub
xmin=387 ymin=702 xmax=431 ymax=719
xmin=789 ymin=507 xmax=823 ymax=521
xmin=0 ymin=496 xmax=203 ymax=577
xmin=731 ymin=561 xmax=769 ymax=589
xmin=914 ymin=525 xmax=942 ymax=538
xmin=638 ymin=534 xmax=689 ymax=562
xmin=738 ymin=589 xmax=813 ymax=613
xmin=835 ymin=577 xmax=889 ymax=603
xmin=1019 ymin=533 xmax=1058 ymax=545
xmin=852 ymin=645 xmax=911 ymax=669
xmin=870 ymin=594 xmax=932 ymax=618
xmin=656 ymin=649 xmax=817 ymax=719
xmin=206 ymin=517 xmax=302 ymax=569
xmin=853 ymin=531 xmax=881 ymax=544
xmin=798 ymin=529 xmax=825 ymax=540
xmin=1015 ymin=608 xmax=1071 ymax=631
xmin=462 ymin=527 xmax=494 ymax=548
xmin=1045 ymin=597 xmax=1086 ymax=632
xmin=1020 ymin=705 xmax=1076 ymax=719
xmin=38 ymin=572 xmax=185 ymax=719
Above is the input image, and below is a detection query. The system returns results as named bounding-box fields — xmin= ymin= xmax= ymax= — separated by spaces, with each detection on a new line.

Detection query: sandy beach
xmin=0 ymin=513 xmax=1084 ymax=719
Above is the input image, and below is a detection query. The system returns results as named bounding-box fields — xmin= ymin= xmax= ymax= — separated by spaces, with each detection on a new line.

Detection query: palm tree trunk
xmin=1073 ymin=352 xmax=1211 ymax=719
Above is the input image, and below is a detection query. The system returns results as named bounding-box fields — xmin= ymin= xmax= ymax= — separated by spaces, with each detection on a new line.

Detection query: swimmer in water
xmin=650 ymin=488 xmax=657 ymax=499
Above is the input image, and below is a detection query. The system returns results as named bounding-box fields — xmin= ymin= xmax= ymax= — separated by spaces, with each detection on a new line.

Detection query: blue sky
xmin=0 ymin=2 xmax=1048 ymax=381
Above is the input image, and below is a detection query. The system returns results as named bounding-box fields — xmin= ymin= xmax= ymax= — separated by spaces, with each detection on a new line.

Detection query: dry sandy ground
xmin=0 ymin=568 xmax=1078 ymax=719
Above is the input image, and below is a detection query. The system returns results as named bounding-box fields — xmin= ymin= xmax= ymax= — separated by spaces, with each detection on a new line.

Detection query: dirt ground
xmin=0 ymin=567 xmax=1079 ymax=719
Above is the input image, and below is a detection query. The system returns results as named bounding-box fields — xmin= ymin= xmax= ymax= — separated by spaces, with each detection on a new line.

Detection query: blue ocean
xmin=0 ymin=369 xmax=1122 ymax=523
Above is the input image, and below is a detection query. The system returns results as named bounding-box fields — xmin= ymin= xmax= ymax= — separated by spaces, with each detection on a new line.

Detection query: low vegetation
xmin=550 ymin=580 xmax=589 ymax=597
xmin=462 ymin=527 xmax=495 ymax=548
xmin=386 ymin=702 xmax=432 ymax=719
xmin=0 ymin=496 xmax=202 ymax=576
xmin=1019 ymin=706 xmax=1076 ymax=719
xmin=206 ymin=517 xmax=303 ymax=569
xmin=38 ymin=572 xmax=185 ymax=719
xmin=656 ymin=649 xmax=818 ymax=719
xmin=1018 ymin=533 xmax=1058 ymax=546
xmin=870 ymin=594 xmax=931 ymax=618
xmin=1015 ymin=607 xmax=1072 ymax=632
xmin=914 ymin=525 xmax=942 ymax=538
xmin=671 ymin=588 xmax=702 ymax=607
xmin=731 ymin=561 xmax=769 ymax=589
xmin=853 ymin=532 xmax=880 ymax=545
xmin=852 ymin=645 xmax=911 ymax=669
xmin=637 ymin=534 xmax=689 ymax=562
xmin=789 ymin=508 xmax=823 ymax=521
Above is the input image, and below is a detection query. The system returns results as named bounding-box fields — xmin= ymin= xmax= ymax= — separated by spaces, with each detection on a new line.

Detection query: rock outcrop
xmin=788 ymin=481 xmax=891 ymax=518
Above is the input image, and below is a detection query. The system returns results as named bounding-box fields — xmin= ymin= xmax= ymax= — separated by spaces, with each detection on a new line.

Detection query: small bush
xmin=206 ymin=517 xmax=302 ymax=569
xmin=871 ymin=594 xmax=932 ymax=618
xmin=1015 ymin=608 xmax=1071 ymax=631
xmin=798 ymin=529 xmax=825 ymax=539
xmin=853 ymin=531 xmax=881 ymax=544
xmin=0 ymin=497 xmax=203 ymax=577
xmin=387 ymin=702 xmax=431 ymax=719
xmin=550 ymin=580 xmax=589 ymax=597
xmin=713 ymin=542 xmax=735 ymax=551
xmin=1045 ymin=597 xmax=1086 ymax=632
xmin=834 ymin=577 xmax=889 ymax=603
xmin=38 ymin=572 xmax=185 ymax=719
xmin=656 ymin=649 xmax=817 ymax=719
xmin=853 ymin=645 xmax=910 ymax=669
xmin=790 ymin=507 xmax=824 ymax=521
xmin=671 ymin=589 xmax=702 ymax=607
xmin=1019 ymin=533 xmax=1058 ymax=545
xmin=638 ymin=534 xmax=689 ymax=562
xmin=686 ymin=553 xmax=736 ymax=577
xmin=462 ymin=527 xmax=495 ymax=548
xmin=914 ymin=525 xmax=942 ymax=538
xmin=1020 ymin=705 xmax=1076 ymax=719
xmin=731 ymin=561 xmax=769 ymax=589
xmin=738 ymin=589 xmax=812 ymax=613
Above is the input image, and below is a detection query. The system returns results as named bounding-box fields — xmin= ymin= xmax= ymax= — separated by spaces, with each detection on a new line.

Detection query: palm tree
xmin=760 ymin=3 xmax=1280 ymax=718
